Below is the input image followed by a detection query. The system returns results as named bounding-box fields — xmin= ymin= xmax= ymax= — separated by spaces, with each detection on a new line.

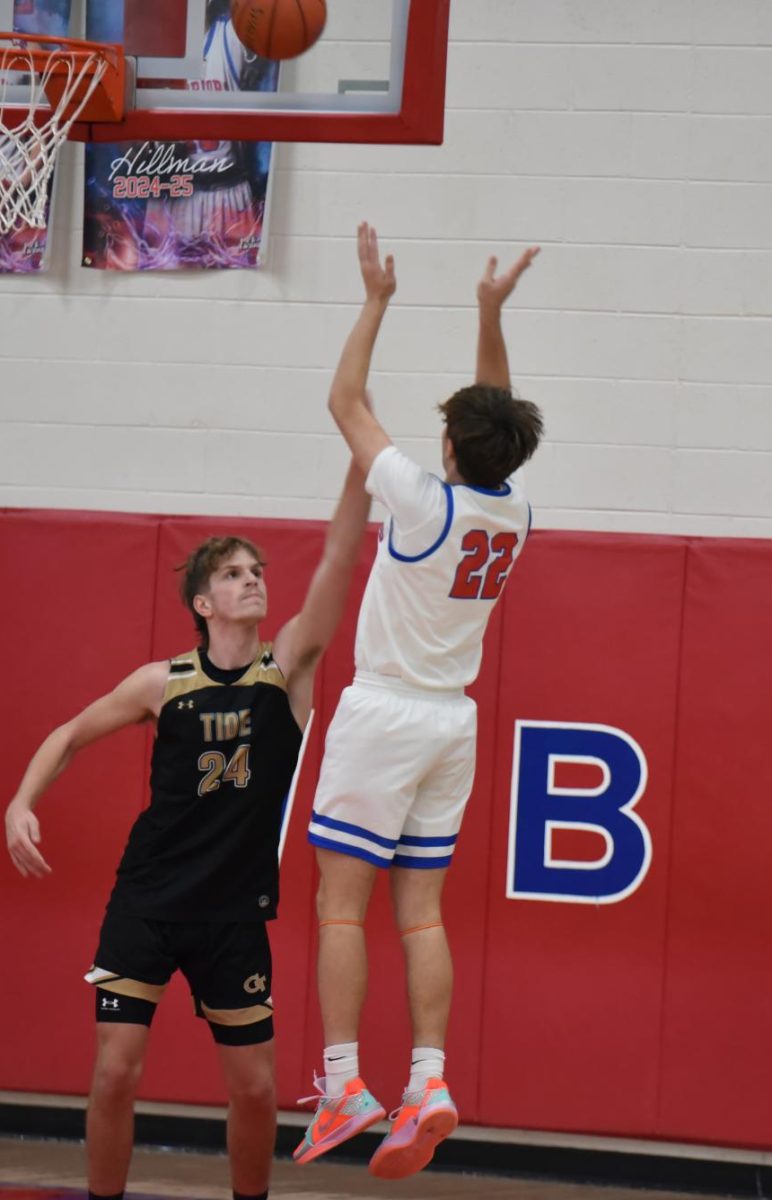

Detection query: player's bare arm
xmin=327 ymin=222 xmax=396 ymax=475
xmin=476 ymin=246 xmax=540 ymax=389
xmin=5 ymin=660 xmax=168 ymax=879
xmin=273 ymin=457 xmax=371 ymax=729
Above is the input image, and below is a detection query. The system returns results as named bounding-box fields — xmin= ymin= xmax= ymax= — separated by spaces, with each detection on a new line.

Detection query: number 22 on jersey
xmin=449 ymin=530 xmax=519 ymax=600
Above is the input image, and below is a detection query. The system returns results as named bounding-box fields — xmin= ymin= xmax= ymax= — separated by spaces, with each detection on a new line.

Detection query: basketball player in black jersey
xmin=5 ymin=460 xmax=371 ymax=1200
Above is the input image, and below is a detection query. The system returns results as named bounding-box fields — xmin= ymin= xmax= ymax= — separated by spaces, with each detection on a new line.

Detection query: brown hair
xmin=177 ymin=535 xmax=265 ymax=646
xmin=437 ymin=385 xmax=543 ymax=487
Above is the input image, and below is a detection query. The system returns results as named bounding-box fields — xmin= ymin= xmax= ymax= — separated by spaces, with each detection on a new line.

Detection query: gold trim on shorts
xmin=85 ymin=968 xmax=166 ymax=1004
xmin=199 ymin=999 xmax=274 ymax=1027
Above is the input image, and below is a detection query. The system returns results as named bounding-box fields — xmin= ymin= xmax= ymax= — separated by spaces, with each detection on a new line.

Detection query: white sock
xmin=408 ymin=1046 xmax=445 ymax=1092
xmin=323 ymin=1042 xmax=359 ymax=1098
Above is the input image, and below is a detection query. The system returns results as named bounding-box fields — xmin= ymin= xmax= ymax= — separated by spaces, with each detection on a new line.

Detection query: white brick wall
xmin=1 ymin=0 xmax=772 ymax=536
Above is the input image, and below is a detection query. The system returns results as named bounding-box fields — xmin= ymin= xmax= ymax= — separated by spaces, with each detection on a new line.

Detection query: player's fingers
xmin=361 ymin=225 xmax=378 ymax=269
xmin=13 ymin=835 xmax=50 ymax=876
xmin=26 ymin=846 xmax=52 ymax=876
xmin=9 ymin=847 xmax=28 ymax=877
xmin=509 ymin=245 xmax=540 ymax=283
xmin=485 ymin=255 xmax=497 ymax=281
xmin=10 ymin=840 xmax=40 ymax=876
xmin=501 ymin=262 xmax=522 ymax=288
xmin=369 ymin=225 xmax=381 ymax=264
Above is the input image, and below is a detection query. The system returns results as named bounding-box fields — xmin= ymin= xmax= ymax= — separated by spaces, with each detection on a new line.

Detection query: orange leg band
xmin=399 ymin=921 xmax=444 ymax=938
xmin=318 ymin=919 xmax=365 ymax=929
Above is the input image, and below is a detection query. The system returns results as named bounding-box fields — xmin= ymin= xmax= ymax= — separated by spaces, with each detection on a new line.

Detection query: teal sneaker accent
xmin=294 ymin=1073 xmax=386 ymax=1165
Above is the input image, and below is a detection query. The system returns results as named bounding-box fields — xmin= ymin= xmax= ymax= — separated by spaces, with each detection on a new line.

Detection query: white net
xmin=0 ymin=37 xmax=109 ymax=233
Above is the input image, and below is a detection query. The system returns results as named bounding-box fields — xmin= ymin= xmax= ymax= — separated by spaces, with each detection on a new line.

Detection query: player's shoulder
xmin=370 ymin=443 xmax=444 ymax=495
xmin=109 ymin=658 xmax=173 ymax=718
xmin=120 ymin=658 xmax=173 ymax=690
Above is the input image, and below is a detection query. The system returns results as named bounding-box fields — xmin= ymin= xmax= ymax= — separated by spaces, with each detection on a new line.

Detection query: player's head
xmin=438 ymin=385 xmax=543 ymax=488
xmin=178 ymin=536 xmax=267 ymax=645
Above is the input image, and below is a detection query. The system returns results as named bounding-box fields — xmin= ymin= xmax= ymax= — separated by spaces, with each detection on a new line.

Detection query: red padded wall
xmin=0 ymin=510 xmax=159 ymax=1094
xmin=659 ymin=540 xmax=772 ymax=1147
xmin=478 ymin=535 xmax=686 ymax=1136
xmin=2 ymin=509 xmax=771 ymax=1152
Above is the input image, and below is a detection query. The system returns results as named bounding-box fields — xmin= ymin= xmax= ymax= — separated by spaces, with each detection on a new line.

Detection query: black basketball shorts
xmin=86 ymin=911 xmax=274 ymax=1045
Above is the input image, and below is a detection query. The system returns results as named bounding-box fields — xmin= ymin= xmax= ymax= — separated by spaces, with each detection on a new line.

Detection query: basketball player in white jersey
xmin=295 ymin=224 xmax=543 ymax=1178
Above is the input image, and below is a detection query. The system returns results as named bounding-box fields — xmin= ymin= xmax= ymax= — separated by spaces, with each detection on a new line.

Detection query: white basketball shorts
xmin=308 ymin=672 xmax=477 ymax=869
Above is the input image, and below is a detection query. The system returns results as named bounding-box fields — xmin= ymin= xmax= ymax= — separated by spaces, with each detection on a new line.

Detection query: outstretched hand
xmin=358 ymin=222 xmax=396 ymax=305
xmin=478 ymin=246 xmax=540 ymax=310
xmin=6 ymin=803 xmax=51 ymax=878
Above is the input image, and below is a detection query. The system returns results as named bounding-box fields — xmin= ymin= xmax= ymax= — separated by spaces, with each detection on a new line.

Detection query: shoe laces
xmin=387 ymin=1087 xmax=424 ymax=1122
xmin=298 ymin=1072 xmax=373 ymax=1117
xmin=297 ymin=1070 xmax=328 ymax=1109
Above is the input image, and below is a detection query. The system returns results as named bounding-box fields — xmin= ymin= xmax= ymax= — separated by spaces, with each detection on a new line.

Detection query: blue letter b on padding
xmin=507 ymin=721 xmax=651 ymax=904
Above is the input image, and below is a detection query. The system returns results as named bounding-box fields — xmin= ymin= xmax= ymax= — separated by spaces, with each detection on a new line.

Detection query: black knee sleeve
xmin=95 ymin=987 xmax=156 ymax=1026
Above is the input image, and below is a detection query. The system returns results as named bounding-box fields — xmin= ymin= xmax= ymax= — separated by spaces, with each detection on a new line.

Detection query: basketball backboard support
xmin=0 ymin=0 xmax=450 ymax=144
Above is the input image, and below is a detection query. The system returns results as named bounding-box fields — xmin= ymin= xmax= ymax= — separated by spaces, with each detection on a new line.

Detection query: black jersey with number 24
xmin=107 ymin=645 xmax=303 ymax=923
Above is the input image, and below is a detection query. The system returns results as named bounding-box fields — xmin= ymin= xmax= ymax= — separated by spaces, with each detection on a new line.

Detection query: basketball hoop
xmin=0 ymin=32 xmax=124 ymax=234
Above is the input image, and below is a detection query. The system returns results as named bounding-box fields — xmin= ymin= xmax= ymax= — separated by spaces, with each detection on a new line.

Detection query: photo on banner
xmin=0 ymin=0 xmax=72 ymax=273
xmin=82 ymin=0 xmax=279 ymax=271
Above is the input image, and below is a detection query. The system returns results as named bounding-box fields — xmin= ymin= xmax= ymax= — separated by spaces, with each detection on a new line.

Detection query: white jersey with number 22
xmin=357 ymin=445 xmax=530 ymax=691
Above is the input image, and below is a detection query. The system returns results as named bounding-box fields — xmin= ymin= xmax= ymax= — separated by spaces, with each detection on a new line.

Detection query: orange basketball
xmin=230 ymin=0 xmax=327 ymax=61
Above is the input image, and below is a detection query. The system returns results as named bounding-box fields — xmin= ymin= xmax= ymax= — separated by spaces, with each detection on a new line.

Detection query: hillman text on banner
xmin=82 ymin=0 xmax=278 ymax=271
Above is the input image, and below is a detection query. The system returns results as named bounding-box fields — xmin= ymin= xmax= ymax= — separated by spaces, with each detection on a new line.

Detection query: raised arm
xmin=327 ymin=222 xmax=396 ymax=475
xmin=272 ymin=456 xmax=371 ymax=728
xmin=5 ymin=661 xmax=167 ymax=878
xmin=476 ymin=246 xmax=540 ymax=389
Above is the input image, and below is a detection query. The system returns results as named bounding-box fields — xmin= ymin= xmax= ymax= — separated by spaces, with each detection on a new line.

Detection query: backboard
xmin=0 ymin=0 xmax=450 ymax=144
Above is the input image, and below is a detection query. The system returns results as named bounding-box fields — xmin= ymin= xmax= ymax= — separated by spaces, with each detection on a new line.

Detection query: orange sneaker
xmin=369 ymin=1077 xmax=458 ymax=1179
xmin=293 ymin=1073 xmax=386 ymax=1165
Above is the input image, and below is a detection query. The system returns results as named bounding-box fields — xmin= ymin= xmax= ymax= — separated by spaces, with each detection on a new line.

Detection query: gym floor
xmin=0 ymin=1137 xmax=730 ymax=1200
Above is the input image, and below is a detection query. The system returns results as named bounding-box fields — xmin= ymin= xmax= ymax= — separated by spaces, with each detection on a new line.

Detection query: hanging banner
xmin=82 ymin=0 xmax=279 ymax=271
xmin=0 ymin=0 xmax=72 ymax=274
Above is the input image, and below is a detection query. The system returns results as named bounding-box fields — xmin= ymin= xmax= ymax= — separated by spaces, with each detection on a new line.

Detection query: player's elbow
xmin=56 ymin=720 xmax=83 ymax=758
xmin=327 ymin=391 xmax=345 ymax=426
xmin=328 ymin=387 xmax=358 ymax=427
xmin=40 ymin=722 xmax=78 ymax=776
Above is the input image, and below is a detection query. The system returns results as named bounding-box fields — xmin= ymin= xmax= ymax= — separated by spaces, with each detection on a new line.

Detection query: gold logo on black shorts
xmin=243 ymin=973 xmax=267 ymax=994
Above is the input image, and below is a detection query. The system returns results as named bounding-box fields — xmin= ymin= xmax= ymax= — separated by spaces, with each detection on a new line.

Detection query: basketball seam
xmin=267 ymin=0 xmax=280 ymax=59
xmin=294 ymin=0 xmax=309 ymax=52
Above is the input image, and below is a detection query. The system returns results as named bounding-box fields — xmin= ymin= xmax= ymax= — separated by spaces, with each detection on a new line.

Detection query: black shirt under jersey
xmin=107 ymin=645 xmax=303 ymax=922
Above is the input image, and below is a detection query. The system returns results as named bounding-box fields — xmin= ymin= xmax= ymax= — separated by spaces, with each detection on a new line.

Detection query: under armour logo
xmin=243 ymin=973 xmax=267 ymax=994
xmin=178 ymin=700 xmax=195 ymax=710
xmin=101 ymin=996 xmax=120 ymax=1010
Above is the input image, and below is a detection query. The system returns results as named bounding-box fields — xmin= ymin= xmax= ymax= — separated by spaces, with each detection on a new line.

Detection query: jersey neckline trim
xmin=452 ymin=481 xmax=512 ymax=496
xmin=196 ymin=646 xmax=274 ymax=686
xmin=199 ymin=648 xmax=256 ymax=686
